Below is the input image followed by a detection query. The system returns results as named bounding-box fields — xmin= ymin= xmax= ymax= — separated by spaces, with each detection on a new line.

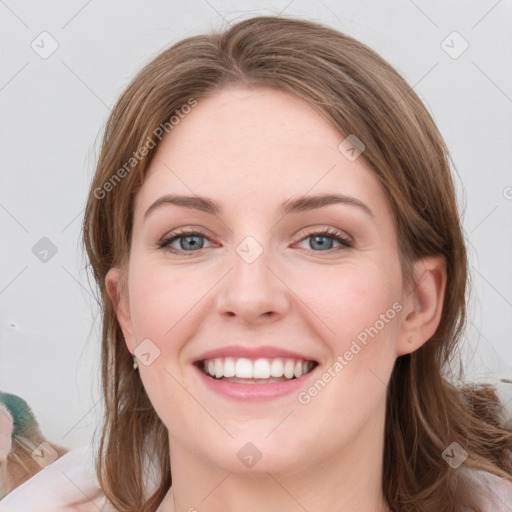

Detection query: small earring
xmin=132 ymin=355 xmax=139 ymax=370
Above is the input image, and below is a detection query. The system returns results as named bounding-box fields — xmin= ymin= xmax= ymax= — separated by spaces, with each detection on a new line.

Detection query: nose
xmin=215 ymin=236 xmax=290 ymax=326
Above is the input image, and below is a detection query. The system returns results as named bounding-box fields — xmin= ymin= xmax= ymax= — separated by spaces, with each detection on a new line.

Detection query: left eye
xmin=295 ymin=229 xmax=353 ymax=251
xmin=158 ymin=228 xmax=353 ymax=254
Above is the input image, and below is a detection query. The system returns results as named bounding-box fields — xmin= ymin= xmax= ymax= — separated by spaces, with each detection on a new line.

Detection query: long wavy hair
xmin=81 ymin=15 xmax=512 ymax=512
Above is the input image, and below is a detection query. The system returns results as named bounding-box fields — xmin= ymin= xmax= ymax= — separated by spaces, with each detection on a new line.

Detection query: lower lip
xmin=193 ymin=364 xmax=317 ymax=402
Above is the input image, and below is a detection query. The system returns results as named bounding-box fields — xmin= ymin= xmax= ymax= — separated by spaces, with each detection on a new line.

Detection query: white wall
xmin=1 ymin=0 xmax=511 ymax=449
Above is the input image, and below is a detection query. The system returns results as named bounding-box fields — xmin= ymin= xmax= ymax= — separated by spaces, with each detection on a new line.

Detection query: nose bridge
xmin=215 ymin=233 xmax=289 ymax=322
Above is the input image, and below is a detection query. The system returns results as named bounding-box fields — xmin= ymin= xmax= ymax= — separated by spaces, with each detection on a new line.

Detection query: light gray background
xmin=1 ymin=0 xmax=511 ymax=449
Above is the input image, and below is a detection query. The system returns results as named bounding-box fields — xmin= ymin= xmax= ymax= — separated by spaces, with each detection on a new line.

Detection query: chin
xmin=203 ymin=429 xmax=314 ymax=476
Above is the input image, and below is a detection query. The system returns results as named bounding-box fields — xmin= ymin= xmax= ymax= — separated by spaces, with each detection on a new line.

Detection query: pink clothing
xmin=0 ymin=446 xmax=114 ymax=512
xmin=0 ymin=445 xmax=511 ymax=511
xmin=0 ymin=445 xmax=170 ymax=512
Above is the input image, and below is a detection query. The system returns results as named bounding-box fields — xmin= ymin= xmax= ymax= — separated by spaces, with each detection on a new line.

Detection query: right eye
xmin=158 ymin=229 xmax=215 ymax=255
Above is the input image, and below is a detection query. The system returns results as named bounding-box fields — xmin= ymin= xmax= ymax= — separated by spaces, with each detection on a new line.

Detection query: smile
xmin=192 ymin=346 xmax=319 ymax=401
xmin=199 ymin=357 xmax=317 ymax=382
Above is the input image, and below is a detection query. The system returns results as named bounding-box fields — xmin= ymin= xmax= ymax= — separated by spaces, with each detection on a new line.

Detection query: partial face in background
xmin=107 ymin=86 xmax=444 ymax=475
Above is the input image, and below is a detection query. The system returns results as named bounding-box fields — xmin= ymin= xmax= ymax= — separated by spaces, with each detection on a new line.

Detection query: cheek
xmin=291 ymin=260 xmax=402 ymax=414
xmin=126 ymin=256 xmax=196 ymax=341
xmin=292 ymin=263 xmax=401 ymax=434
xmin=292 ymin=260 xmax=402 ymax=348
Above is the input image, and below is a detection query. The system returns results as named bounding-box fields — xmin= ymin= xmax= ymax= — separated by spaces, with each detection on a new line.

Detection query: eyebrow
xmin=144 ymin=193 xmax=374 ymax=219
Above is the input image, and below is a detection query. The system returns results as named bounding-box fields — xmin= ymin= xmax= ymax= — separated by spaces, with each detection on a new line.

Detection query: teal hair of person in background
xmin=0 ymin=393 xmax=39 ymax=442
xmin=0 ymin=391 xmax=69 ymax=499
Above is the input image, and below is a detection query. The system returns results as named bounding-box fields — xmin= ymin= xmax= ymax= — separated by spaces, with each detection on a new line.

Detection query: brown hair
xmin=82 ymin=15 xmax=512 ymax=512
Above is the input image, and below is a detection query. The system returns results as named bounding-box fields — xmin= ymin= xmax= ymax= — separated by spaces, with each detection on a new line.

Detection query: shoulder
xmin=461 ymin=466 xmax=512 ymax=511
xmin=0 ymin=445 xmax=112 ymax=512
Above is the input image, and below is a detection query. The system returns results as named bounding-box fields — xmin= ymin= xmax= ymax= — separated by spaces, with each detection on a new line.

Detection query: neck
xmin=160 ymin=407 xmax=390 ymax=512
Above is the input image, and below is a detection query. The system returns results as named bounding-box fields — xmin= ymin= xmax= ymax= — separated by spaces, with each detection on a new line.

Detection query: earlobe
xmin=397 ymin=256 xmax=447 ymax=356
xmin=105 ymin=267 xmax=135 ymax=352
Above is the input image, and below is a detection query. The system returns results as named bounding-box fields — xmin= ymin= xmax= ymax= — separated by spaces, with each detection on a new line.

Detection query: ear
xmin=396 ymin=256 xmax=447 ymax=356
xmin=105 ymin=267 xmax=136 ymax=354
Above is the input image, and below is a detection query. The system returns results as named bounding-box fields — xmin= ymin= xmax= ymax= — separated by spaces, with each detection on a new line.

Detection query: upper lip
xmin=193 ymin=345 xmax=317 ymax=363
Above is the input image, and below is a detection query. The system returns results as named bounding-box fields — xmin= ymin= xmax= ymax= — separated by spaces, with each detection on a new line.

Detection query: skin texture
xmin=106 ymin=86 xmax=446 ymax=512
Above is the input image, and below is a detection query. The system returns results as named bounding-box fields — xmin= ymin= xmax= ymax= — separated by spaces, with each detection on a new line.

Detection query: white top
xmin=0 ymin=444 xmax=173 ymax=512
xmin=0 ymin=444 xmax=511 ymax=511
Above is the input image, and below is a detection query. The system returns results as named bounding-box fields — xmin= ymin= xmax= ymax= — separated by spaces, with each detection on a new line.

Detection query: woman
xmin=1 ymin=14 xmax=511 ymax=512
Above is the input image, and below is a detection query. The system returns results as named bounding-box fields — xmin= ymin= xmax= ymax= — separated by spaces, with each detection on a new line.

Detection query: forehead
xmin=136 ymin=86 xmax=390 ymax=219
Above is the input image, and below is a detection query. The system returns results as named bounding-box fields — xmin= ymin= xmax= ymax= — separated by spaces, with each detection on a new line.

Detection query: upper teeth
xmin=202 ymin=357 xmax=314 ymax=380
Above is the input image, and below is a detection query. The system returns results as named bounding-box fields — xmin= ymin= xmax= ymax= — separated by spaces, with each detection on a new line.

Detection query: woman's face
xmin=109 ymin=86 xmax=428 ymax=475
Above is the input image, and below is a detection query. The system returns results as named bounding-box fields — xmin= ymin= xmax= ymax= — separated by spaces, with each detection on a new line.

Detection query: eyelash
xmin=157 ymin=227 xmax=353 ymax=255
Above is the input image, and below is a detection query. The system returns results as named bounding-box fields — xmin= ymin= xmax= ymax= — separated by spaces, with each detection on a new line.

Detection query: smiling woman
xmin=2 ymin=13 xmax=511 ymax=512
